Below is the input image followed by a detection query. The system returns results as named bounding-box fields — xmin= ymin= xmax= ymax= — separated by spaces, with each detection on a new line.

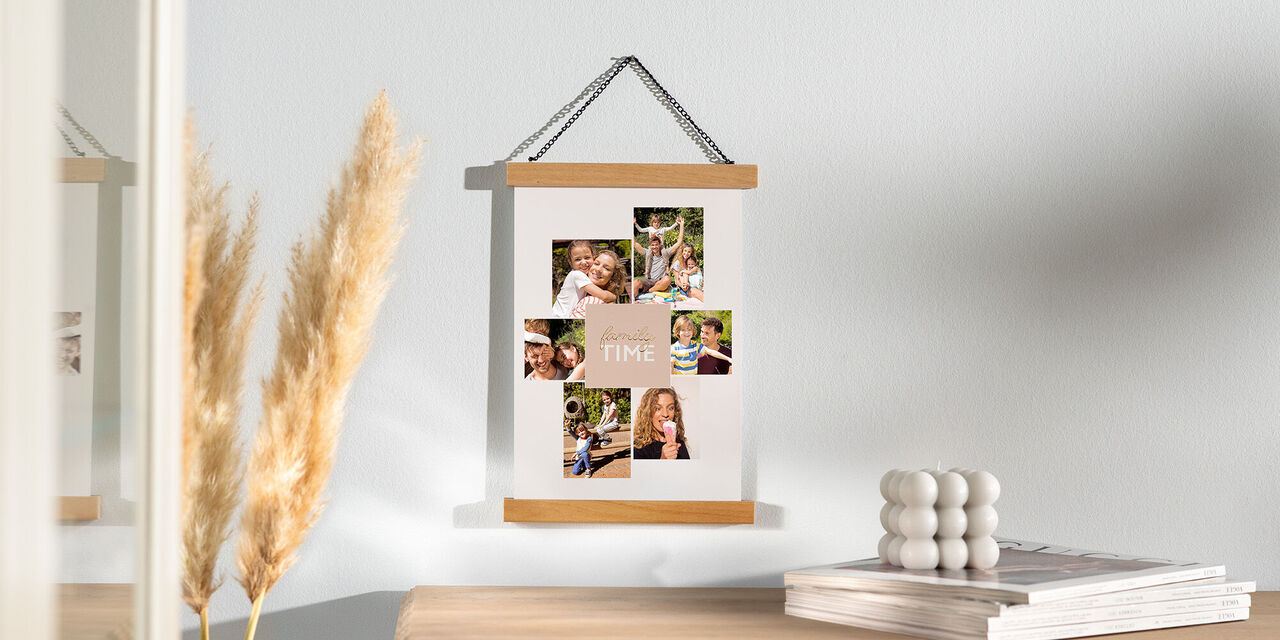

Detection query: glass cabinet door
xmin=0 ymin=1 xmax=183 ymax=639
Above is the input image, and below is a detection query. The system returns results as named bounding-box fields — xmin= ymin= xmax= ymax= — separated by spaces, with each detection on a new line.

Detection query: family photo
xmin=563 ymin=385 xmax=632 ymax=479
xmin=523 ymin=318 xmax=586 ymax=381
xmin=630 ymin=386 xmax=693 ymax=460
xmin=670 ymin=310 xmax=733 ymax=375
xmin=633 ymin=207 xmax=704 ymax=307
xmin=550 ymin=238 xmax=632 ymax=317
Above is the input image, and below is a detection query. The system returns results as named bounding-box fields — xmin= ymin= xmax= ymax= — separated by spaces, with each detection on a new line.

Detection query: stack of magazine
xmin=784 ymin=539 xmax=1253 ymax=640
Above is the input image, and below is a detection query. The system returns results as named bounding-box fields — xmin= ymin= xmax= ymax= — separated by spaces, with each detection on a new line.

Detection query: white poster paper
xmin=513 ymin=187 xmax=742 ymax=500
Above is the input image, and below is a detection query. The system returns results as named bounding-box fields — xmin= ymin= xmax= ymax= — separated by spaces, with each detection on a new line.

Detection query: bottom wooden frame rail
xmin=503 ymin=498 xmax=754 ymax=524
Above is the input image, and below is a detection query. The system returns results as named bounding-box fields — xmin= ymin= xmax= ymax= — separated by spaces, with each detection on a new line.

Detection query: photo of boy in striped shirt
xmin=670 ymin=314 xmax=731 ymax=375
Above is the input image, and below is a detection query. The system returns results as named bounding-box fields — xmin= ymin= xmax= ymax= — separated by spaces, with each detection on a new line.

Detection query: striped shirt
xmin=571 ymin=295 xmax=605 ymax=318
xmin=671 ymin=341 xmax=705 ymax=375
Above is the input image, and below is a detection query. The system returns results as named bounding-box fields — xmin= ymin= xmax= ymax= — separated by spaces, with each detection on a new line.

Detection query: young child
xmin=570 ymin=423 xmax=593 ymax=478
xmin=552 ymin=240 xmax=617 ymax=318
xmin=635 ymin=213 xmax=677 ymax=243
xmin=671 ymin=256 xmax=702 ymax=296
xmin=670 ymin=314 xmax=731 ymax=375
xmin=570 ymin=248 xmax=626 ymax=317
xmin=683 ymin=256 xmax=702 ymax=291
xmin=554 ymin=340 xmax=587 ymax=381
xmin=594 ymin=390 xmax=620 ymax=447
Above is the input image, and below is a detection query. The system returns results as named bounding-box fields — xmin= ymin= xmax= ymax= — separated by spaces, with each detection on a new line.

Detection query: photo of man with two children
xmin=633 ymin=207 xmax=705 ymax=307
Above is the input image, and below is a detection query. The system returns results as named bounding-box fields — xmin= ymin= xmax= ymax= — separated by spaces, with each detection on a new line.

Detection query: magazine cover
xmin=784 ymin=602 xmax=1250 ymax=640
xmin=786 ymin=577 xmax=1254 ymax=619
xmin=787 ymin=588 xmax=1249 ymax=633
xmin=784 ymin=538 xmax=1226 ymax=604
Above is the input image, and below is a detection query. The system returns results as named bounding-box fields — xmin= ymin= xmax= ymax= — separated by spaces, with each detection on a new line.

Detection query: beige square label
xmin=584 ymin=304 xmax=669 ymax=388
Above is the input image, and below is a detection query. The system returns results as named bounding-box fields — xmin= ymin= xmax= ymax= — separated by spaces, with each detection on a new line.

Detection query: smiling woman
xmin=632 ymin=387 xmax=691 ymax=460
xmin=549 ymin=238 xmax=632 ymax=317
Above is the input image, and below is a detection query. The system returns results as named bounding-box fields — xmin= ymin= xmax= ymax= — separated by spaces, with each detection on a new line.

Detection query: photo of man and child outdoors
xmin=523 ymin=318 xmax=587 ymax=381
xmin=633 ymin=207 xmax=704 ymax=307
xmin=563 ymin=385 xmax=632 ymax=478
xmin=670 ymin=310 xmax=733 ymax=375
xmin=550 ymin=238 xmax=632 ymax=318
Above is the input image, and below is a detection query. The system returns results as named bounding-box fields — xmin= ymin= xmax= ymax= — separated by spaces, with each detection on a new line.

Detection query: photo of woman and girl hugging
xmin=633 ymin=207 xmax=705 ymax=305
xmin=563 ymin=386 xmax=631 ymax=478
xmin=670 ymin=311 xmax=733 ymax=375
xmin=523 ymin=318 xmax=587 ymax=381
xmin=550 ymin=239 xmax=631 ymax=318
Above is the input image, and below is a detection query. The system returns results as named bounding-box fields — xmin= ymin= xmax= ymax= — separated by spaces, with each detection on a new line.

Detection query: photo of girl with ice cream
xmin=631 ymin=387 xmax=690 ymax=460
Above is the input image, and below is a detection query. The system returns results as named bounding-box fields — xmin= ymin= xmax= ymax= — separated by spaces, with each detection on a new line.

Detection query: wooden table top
xmin=58 ymin=583 xmax=131 ymax=640
xmin=395 ymin=586 xmax=1278 ymax=639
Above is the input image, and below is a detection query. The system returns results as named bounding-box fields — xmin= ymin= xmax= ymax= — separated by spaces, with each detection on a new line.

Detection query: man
xmin=697 ymin=316 xmax=732 ymax=375
xmin=631 ymin=216 xmax=684 ymax=300
xmin=522 ymin=335 xmax=568 ymax=378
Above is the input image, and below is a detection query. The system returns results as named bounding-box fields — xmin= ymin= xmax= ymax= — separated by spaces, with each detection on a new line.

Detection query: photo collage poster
xmin=513 ymin=187 xmax=742 ymax=500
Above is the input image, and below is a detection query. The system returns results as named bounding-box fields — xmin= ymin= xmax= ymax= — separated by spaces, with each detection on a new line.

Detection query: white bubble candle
xmin=877 ymin=466 xmax=1001 ymax=570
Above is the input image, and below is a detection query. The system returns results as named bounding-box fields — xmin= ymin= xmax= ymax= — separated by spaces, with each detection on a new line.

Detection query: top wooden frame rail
xmin=61 ymin=157 xmax=108 ymax=183
xmin=507 ymin=162 xmax=757 ymax=189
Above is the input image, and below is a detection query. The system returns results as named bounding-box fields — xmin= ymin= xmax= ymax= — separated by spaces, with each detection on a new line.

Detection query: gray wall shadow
xmin=453 ymin=162 xmax=514 ymax=528
xmin=89 ymin=158 xmax=137 ymax=526
xmin=185 ymin=591 xmax=403 ymax=640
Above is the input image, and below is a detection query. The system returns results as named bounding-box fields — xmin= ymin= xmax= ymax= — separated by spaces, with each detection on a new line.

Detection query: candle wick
xmin=936 ymin=460 xmax=941 ymax=471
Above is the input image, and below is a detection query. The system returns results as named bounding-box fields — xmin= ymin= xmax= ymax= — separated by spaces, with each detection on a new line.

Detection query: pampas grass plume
xmin=181 ymin=117 xmax=263 ymax=639
xmin=235 ymin=92 xmax=419 ymax=638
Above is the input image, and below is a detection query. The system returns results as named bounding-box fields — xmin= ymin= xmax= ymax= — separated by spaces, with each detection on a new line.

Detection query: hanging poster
xmin=511 ymin=171 xmax=749 ymax=505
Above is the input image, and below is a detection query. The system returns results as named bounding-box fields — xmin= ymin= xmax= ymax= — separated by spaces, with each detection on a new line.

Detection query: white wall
xmin=185 ymin=1 xmax=1280 ymax=633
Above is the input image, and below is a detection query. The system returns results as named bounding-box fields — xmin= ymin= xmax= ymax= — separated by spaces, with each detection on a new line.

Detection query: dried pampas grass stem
xmin=236 ymin=91 xmax=419 ymax=640
xmin=181 ymin=117 xmax=263 ymax=640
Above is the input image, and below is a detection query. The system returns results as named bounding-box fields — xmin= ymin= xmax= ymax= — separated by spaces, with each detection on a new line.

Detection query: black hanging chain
xmin=627 ymin=56 xmax=733 ymax=165
xmin=57 ymin=125 xmax=86 ymax=157
xmin=528 ymin=57 xmax=631 ymax=162
xmin=57 ymin=102 xmax=111 ymax=157
xmin=527 ymin=55 xmax=735 ymax=164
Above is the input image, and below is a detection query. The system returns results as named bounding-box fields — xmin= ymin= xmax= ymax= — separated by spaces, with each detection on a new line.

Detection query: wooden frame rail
xmin=507 ymin=162 xmax=758 ymax=189
xmin=504 ymin=498 xmax=755 ymax=524
xmin=58 ymin=495 xmax=103 ymax=521
xmin=61 ymin=157 xmax=108 ymax=183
